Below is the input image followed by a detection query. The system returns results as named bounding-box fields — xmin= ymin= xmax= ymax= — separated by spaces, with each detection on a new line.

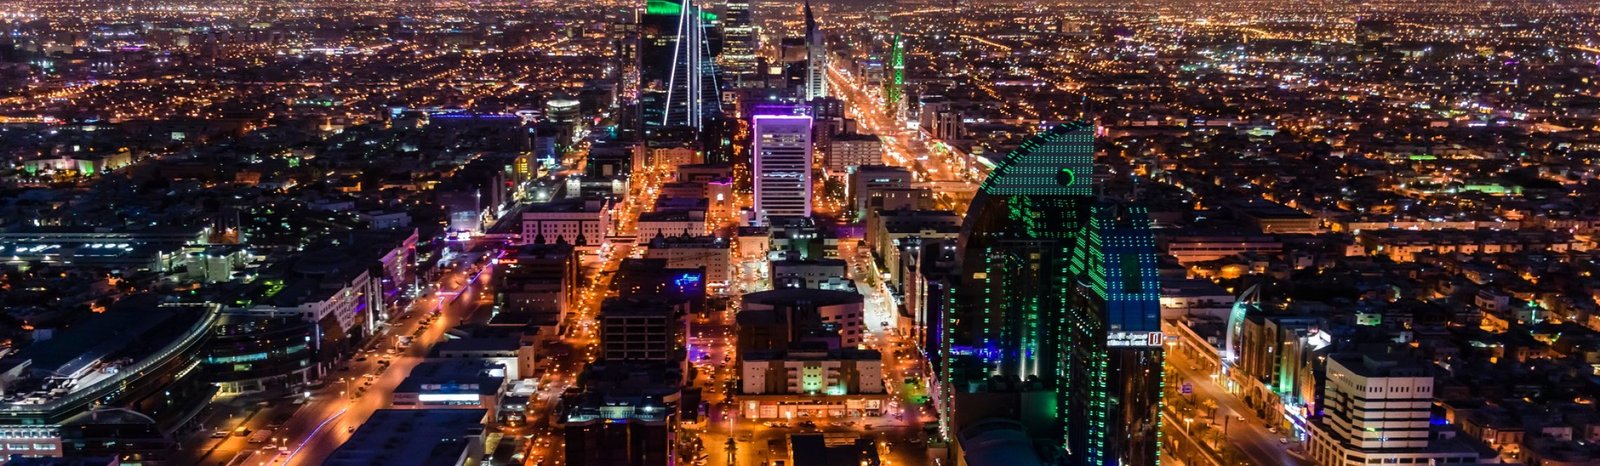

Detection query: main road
xmin=520 ymin=163 xmax=673 ymax=465
xmin=826 ymin=62 xmax=981 ymax=214
xmin=1168 ymin=349 xmax=1309 ymax=466
xmin=178 ymin=256 xmax=499 ymax=466
xmin=282 ymin=259 xmax=499 ymax=466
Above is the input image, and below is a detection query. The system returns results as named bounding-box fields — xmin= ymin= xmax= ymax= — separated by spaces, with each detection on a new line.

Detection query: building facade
xmin=1308 ymin=353 xmax=1481 ymax=466
xmin=643 ymin=235 xmax=731 ymax=287
xmin=943 ymin=122 xmax=1164 ymax=465
xmin=753 ymin=112 xmax=814 ymax=222
xmin=520 ymin=198 xmax=612 ymax=250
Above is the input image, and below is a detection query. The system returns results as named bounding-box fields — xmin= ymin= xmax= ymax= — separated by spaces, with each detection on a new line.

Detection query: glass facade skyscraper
xmin=719 ymin=0 xmax=758 ymax=87
xmin=639 ymin=0 xmax=721 ymax=128
xmin=943 ymin=122 xmax=1164 ymax=465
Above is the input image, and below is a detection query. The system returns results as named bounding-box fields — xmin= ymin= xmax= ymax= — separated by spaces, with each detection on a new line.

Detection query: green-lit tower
xmin=940 ymin=122 xmax=1164 ymax=466
xmin=885 ymin=34 xmax=904 ymax=117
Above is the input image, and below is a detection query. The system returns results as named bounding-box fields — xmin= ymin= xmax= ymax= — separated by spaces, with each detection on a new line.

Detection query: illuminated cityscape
xmin=0 ymin=0 xmax=1596 ymax=465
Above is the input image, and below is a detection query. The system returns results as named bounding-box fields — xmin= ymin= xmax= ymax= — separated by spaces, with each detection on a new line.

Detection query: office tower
xmin=752 ymin=109 xmax=814 ymax=222
xmin=941 ymin=122 xmax=1164 ymax=465
xmin=720 ymin=0 xmax=758 ymax=86
xmin=639 ymin=0 xmax=721 ymax=128
xmin=1308 ymin=353 xmax=1481 ymax=465
xmin=612 ymin=9 xmax=641 ymax=105
xmin=803 ymin=0 xmax=828 ymax=101
xmin=886 ymin=34 xmax=904 ymax=117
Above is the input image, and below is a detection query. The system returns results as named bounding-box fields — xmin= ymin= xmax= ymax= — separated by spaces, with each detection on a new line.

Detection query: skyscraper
xmin=940 ymin=122 xmax=1164 ymax=465
xmin=803 ymin=0 xmax=828 ymax=101
xmin=719 ymin=0 xmax=759 ymax=87
xmin=639 ymin=0 xmax=721 ymax=128
xmin=752 ymin=108 xmax=814 ymax=223
xmin=886 ymin=34 xmax=904 ymax=118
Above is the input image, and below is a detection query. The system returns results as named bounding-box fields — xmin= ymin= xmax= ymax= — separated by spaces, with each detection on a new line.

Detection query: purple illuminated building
xmin=752 ymin=107 xmax=814 ymax=223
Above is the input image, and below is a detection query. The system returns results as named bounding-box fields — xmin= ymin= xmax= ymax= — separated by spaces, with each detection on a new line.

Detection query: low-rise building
xmin=520 ymin=198 xmax=611 ymax=251
xmin=740 ymin=346 xmax=883 ymax=396
xmin=635 ymin=210 xmax=707 ymax=242
xmin=1159 ymin=232 xmax=1284 ymax=264
xmin=828 ymin=132 xmax=883 ymax=175
xmin=770 ymin=257 xmax=852 ymax=290
xmin=867 ymin=209 xmax=961 ymax=287
xmin=560 ymin=361 xmax=684 ymax=466
xmin=600 ymin=298 xmax=689 ymax=363
xmin=324 ymin=409 xmax=487 ymax=466
xmin=643 ymin=235 xmax=732 ymax=288
xmin=392 ymin=359 xmax=507 ymax=417
xmin=496 ymin=243 xmax=579 ymax=334
xmin=430 ymin=336 xmax=535 ymax=381
xmin=848 ymin=165 xmax=913 ymax=218
xmin=740 ymin=289 xmax=866 ymax=350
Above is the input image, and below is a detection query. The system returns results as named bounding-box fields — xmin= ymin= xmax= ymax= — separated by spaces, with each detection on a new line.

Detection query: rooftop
xmin=323 ymin=409 xmax=486 ymax=466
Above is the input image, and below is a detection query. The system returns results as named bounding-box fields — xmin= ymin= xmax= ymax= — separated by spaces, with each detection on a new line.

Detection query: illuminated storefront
xmin=740 ymin=396 xmax=886 ymax=420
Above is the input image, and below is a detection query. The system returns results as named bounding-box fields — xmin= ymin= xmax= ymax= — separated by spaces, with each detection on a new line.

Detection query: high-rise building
xmin=886 ymin=34 xmax=905 ymax=118
xmin=719 ymin=0 xmax=758 ymax=86
xmin=940 ymin=122 xmax=1164 ymax=465
xmin=638 ymin=0 xmax=721 ymax=128
xmin=752 ymin=110 xmax=814 ymax=222
xmin=803 ymin=0 xmax=828 ymax=101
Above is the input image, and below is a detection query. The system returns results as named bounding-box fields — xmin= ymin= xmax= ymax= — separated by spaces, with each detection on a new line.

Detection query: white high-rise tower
xmin=803 ymin=0 xmax=828 ymax=101
xmin=753 ymin=112 xmax=814 ymax=223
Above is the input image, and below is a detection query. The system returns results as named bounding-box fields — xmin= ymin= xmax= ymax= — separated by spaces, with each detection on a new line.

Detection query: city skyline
xmin=0 ymin=0 xmax=1597 ymax=465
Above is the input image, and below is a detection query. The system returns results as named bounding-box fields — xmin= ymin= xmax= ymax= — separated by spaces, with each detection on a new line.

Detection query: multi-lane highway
xmin=178 ymin=260 xmax=497 ymax=466
xmin=826 ymin=62 xmax=982 ymax=215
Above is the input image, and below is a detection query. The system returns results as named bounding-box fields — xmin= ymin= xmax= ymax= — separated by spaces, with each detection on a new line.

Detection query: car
xmin=347 ymin=425 xmax=357 ymax=434
xmin=1278 ymin=437 xmax=1289 ymax=445
xmin=1234 ymin=414 xmax=1246 ymax=422
xmin=211 ymin=429 xmax=229 ymax=439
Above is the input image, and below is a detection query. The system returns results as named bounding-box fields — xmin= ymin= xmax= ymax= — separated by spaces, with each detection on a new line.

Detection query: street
xmin=1166 ymin=347 xmax=1309 ymax=466
xmin=178 ymin=259 xmax=498 ymax=466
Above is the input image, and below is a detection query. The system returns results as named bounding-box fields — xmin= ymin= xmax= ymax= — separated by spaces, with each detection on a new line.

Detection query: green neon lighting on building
xmin=645 ymin=0 xmax=718 ymax=20
xmin=978 ymin=121 xmax=1095 ymax=196
xmin=886 ymin=34 xmax=904 ymax=111
xmin=940 ymin=122 xmax=1165 ymax=463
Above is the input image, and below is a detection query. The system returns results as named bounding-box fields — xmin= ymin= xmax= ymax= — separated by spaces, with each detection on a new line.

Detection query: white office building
xmin=753 ymin=114 xmax=814 ymax=223
xmin=1307 ymin=353 xmax=1484 ymax=466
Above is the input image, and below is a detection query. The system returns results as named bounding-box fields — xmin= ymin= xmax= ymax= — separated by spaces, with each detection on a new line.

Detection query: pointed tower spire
xmin=803 ymin=0 xmax=828 ymax=100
